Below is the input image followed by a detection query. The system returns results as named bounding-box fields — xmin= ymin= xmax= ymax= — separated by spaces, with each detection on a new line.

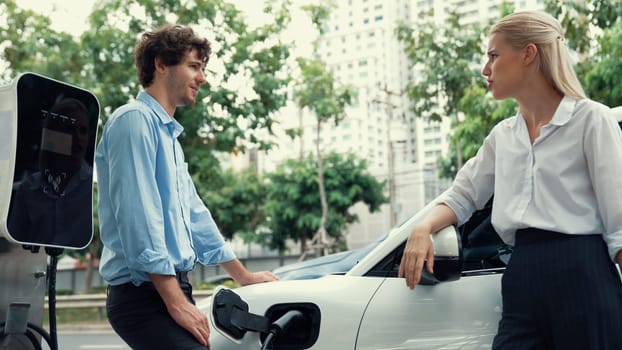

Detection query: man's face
xmin=166 ymin=49 xmax=207 ymax=107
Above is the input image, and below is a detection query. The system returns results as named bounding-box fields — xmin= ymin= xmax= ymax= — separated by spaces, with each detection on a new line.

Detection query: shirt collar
xmin=510 ymin=95 xmax=577 ymax=129
xmin=136 ymin=91 xmax=184 ymax=137
xmin=549 ymin=95 xmax=577 ymax=126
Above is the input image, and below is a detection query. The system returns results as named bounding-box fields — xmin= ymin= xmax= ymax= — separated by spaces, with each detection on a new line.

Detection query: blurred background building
xmin=231 ymin=0 xmax=545 ymax=250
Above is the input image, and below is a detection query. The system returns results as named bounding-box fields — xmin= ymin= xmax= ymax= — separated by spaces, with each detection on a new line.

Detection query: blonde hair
xmin=491 ymin=10 xmax=586 ymax=100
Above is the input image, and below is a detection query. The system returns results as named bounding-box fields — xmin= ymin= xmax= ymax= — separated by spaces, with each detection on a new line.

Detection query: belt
xmin=175 ymin=271 xmax=190 ymax=284
xmin=108 ymin=271 xmax=190 ymax=292
xmin=515 ymin=227 xmax=600 ymax=246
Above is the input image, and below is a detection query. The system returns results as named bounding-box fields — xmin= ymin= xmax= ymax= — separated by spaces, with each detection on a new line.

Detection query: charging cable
xmin=260 ymin=310 xmax=304 ymax=350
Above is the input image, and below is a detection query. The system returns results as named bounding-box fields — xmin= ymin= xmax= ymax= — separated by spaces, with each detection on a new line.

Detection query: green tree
xmin=438 ymin=86 xmax=517 ymax=178
xmin=583 ymin=21 xmax=622 ymax=107
xmin=542 ymin=1 xmax=622 ymax=107
xmin=0 ymin=1 xmax=86 ymax=84
xmin=292 ymin=2 xmax=356 ymax=256
xmin=1 ymin=0 xmax=293 ymax=181
xmin=81 ymin=0 xmax=294 ymax=188
xmin=396 ymin=9 xmax=487 ymax=123
xmin=63 ymin=183 xmax=102 ymax=292
xmin=199 ymin=167 xmax=268 ymax=243
xmin=543 ymin=0 xmax=621 ymax=57
xmin=264 ymin=152 xmax=387 ymax=254
xmin=396 ymin=8 xmax=489 ymax=176
xmin=397 ymin=2 xmax=521 ymax=178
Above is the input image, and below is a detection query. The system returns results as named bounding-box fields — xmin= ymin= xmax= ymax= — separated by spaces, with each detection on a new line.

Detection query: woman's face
xmin=482 ymin=33 xmax=526 ymax=100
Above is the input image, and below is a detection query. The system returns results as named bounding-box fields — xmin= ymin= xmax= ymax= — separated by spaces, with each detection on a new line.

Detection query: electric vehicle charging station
xmin=0 ymin=72 xmax=99 ymax=349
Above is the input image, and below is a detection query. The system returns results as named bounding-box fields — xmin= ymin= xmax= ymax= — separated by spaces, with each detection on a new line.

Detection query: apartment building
xmin=240 ymin=0 xmax=545 ymax=249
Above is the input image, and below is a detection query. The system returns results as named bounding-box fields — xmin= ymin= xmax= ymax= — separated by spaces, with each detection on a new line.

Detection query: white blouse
xmin=439 ymin=96 xmax=622 ymax=260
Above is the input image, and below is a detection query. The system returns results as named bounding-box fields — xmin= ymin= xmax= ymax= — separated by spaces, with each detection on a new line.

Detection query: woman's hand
xmin=398 ymin=224 xmax=435 ymax=290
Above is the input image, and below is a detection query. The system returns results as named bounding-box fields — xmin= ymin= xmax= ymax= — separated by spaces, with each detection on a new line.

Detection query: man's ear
xmin=154 ymin=56 xmax=167 ymax=74
xmin=523 ymin=43 xmax=538 ymax=66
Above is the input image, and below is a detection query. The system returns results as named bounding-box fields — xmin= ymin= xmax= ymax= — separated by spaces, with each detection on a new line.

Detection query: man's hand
xmin=220 ymin=259 xmax=279 ymax=286
xmin=167 ymin=299 xmax=211 ymax=349
xmin=237 ymin=270 xmax=280 ymax=286
xmin=398 ymin=224 xmax=435 ymax=290
xmin=150 ymin=274 xmax=211 ymax=349
xmin=616 ymin=249 xmax=622 ymax=268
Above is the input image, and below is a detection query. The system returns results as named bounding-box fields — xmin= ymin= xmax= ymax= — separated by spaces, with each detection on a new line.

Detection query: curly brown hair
xmin=134 ymin=24 xmax=211 ymax=88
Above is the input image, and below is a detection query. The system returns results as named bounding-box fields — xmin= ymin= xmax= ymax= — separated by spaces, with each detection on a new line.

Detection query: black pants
xmin=106 ymin=272 xmax=207 ymax=350
xmin=492 ymin=229 xmax=622 ymax=350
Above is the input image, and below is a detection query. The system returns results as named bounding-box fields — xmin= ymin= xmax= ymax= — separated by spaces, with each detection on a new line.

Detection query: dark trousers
xmin=106 ymin=272 xmax=207 ymax=350
xmin=492 ymin=229 xmax=622 ymax=350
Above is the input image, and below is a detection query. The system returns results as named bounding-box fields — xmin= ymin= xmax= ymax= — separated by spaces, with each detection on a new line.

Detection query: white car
xmin=199 ymin=197 xmax=508 ymax=350
xmin=200 ymin=107 xmax=622 ymax=350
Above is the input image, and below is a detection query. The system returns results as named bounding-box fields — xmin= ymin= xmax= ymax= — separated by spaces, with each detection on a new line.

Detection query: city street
xmin=41 ymin=331 xmax=129 ymax=350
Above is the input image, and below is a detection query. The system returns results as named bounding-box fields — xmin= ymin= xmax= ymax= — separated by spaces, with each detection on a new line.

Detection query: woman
xmin=399 ymin=10 xmax=622 ymax=349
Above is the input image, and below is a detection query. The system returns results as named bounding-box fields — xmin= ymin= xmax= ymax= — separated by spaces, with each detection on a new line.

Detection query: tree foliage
xmin=80 ymin=0 xmax=294 ymax=188
xmin=543 ymin=0 xmax=622 ymax=56
xmin=0 ymin=1 xmax=86 ymax=84
xmin=438 ymin=86 xmax=517 ymax=178
xmin=396 ymin=9 xmax=488 ymax=122
xmin=543 ymin=0 xmax=622 ymax=107
xmin=263 ymin=152 xmax=387 ymax=253
xmin=583 ymin=21 xmax=622 ymax=107
xmin=198 ymin=168 xmax=267 ymax=242
xmin=1 ymin=0 xmax=293 ymax=171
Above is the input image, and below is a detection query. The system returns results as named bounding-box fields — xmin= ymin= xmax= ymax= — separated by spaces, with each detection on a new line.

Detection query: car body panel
xmin=356 ymin=274 xmax=502 ymax=350
xmin=200 ymin=275 xmax=386 ymax=350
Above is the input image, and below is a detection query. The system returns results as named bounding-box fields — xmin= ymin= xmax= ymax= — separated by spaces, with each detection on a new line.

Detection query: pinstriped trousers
xmin=492 ymin=228 xmax=622 ymax=350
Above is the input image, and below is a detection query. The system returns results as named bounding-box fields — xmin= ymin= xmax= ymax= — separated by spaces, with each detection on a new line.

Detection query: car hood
xmin=273 ymin=250 xmax=353 ymax=273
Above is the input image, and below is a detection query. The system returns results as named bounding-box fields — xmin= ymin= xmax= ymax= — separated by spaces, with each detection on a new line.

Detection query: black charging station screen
xmin=7 ymin=73 xmax=99 ymax=249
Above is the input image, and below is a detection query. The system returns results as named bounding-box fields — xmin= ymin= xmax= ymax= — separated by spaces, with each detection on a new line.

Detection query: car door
xmin=356 ymin=271 xmax=503 ymax=350
xmin=356 ymin=204 xmax=508 ymax=350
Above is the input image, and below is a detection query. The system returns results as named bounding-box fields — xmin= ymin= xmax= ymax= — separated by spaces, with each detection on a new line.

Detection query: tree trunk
xmin=315 ymin=120 xmax=329 ymax=256
xmin=300 ymin=233 xmax=307 ymax=255
xmin=299 ymin=106 xmax=304 ymax=160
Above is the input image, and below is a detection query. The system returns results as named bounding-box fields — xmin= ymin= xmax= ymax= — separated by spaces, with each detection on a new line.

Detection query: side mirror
xmin=426 ymin=224 xmax=463 ymax=283
xmin=365 ymin=225 xmax=463 ymax=283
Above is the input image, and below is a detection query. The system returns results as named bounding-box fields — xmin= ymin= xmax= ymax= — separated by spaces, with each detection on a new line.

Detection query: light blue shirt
xmin=439 ymin=96 xmax=622 ymax=260
xmin=96 ymin=92 xmax=236 ymax=286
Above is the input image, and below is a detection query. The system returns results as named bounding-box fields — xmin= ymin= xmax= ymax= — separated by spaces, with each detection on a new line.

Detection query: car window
xmin=364 ymin=196 xmax=510 ymax=278
xmin=459 ymin=197 xmax=511 ymax=271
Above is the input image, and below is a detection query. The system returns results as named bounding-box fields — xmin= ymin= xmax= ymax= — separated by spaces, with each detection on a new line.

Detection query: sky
xmin=15 ymin=0 xmax=313 ymax=40
xmin=13 ymin=0 xmax=315 ymax=63
xmin=18 ymin=0 xmax=98 ymax=36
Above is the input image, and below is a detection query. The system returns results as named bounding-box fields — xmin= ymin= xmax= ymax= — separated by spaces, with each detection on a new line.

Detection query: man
xmin=96 ymin=24 xmax=278 ymax=350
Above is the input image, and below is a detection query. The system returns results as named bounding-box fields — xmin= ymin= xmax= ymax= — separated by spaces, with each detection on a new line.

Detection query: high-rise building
xmin=249 ymin=0 xmax=545 ymax=249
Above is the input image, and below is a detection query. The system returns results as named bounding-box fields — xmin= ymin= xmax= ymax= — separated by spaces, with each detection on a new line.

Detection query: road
xmin=41 ymin=331 xmax=129 ymax=350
